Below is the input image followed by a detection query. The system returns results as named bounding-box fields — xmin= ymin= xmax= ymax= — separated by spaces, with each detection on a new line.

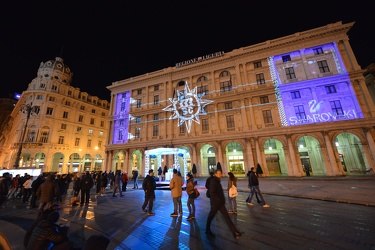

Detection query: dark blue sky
xmin=1 ymin=1 xmax=373 ymax=101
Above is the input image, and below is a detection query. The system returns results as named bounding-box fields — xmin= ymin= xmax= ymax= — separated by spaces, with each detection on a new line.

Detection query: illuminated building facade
xmin=0 ymin=57 xmax=110 ymax=173
xmin=106 ymin=21 xmax=375 ymax=178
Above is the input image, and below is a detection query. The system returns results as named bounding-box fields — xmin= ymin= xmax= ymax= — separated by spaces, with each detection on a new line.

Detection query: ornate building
xmin=105 ymin=21 xmax=375 ymax=178
xmin=0 ymin=57 xmax=110 ymax=174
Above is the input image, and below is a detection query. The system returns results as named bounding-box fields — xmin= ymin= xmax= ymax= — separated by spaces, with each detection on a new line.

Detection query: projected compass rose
xmin=163 ymin=81 xmax=213 ymax=134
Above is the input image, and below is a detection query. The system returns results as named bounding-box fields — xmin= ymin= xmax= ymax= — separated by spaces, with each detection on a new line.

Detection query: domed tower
xmin=28 ymin=57 xmax=73 ymax=90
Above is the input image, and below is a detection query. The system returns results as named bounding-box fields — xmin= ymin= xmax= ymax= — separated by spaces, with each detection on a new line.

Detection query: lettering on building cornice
xmin=175 ymin=51 xmax=225 ymax=68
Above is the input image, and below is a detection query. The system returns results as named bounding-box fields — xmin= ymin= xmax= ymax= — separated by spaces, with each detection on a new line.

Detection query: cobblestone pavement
xmin=1 ymin=176 xmax=375 ymax=250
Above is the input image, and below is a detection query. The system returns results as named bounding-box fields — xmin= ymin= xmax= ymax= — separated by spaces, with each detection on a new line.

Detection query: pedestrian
xmin=121 ymin=171 xmax=129 ymax=192
xmin=163 ymin=165 xmax=168 ymax=181
xmin=30 ymin=174 xmax=44 ymax=208
xmin=157 ymin=166 xmax=162 ymax=182
xmin=246 ymin=169 xmax=261 ymax=203
xmin=0 ymin=172 xmax=11 ymax=206
xmin=227 ymin=172 xmax=238 ymax=213
xmin=185 ymin=173 xmax=196 ymax=220
xmin=36 ymin=174 xmax=59 ymax=212
xmin=112 ymin=170 xmax=124 ymax=197
xmin=80 ymin=171 xmax=94 ymax=206
xmin=246 ymin=167 xmax=270 ymax=208
xmin=132 ymin=169 xmax=139 ymax=189
xmin=169 ymin=168 xmax=183 ymax=217
xmin=71 ymin=173 xmax=81 ymax=206
xmin=205 ymin=169 xmax=243 ymax=239
xmin=95 ymin=172 xmax=102 ymax=194
xmin=256 ymin=163 xmax=263 ymax=177
xmin=23 ymin=175 xmax=33 ymax=204
xmin=141 ymin=169 xmax=156 ymax=216
xmin=7 ymin=174 xmax=19 ymax=200
xmin=100 ymin=172 xmax=108 ymax=196
xmin=205 ymin=171 xmax=214 ymax=198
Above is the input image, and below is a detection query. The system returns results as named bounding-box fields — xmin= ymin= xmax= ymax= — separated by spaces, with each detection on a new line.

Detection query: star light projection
xmin=163 ymin=81 xmax=213 ymax=134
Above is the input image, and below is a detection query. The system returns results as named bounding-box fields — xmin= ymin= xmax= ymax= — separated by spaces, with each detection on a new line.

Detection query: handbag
xmin=229 ymin=184 xmax=238 ymax=198
xmin=194 ymin=188 xmax=200 ymax=198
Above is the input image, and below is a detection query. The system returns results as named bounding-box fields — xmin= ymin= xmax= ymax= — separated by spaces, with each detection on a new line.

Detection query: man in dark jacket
xmin=37 ymin=174 xmax=59 ymax=212
xmin=205 ymin=169 xmax=243 ymax=239
xmin=141 ymin=169 xmax=156 ymax=216
xmin=80 ymin=171 xmax=94 ymax=206
xmin=30 ymin=174 xmax=44 ymax=208
xmin=26 ymin=210 xmax=73 ymax=250
xmin=0 ymin=172 xmax=11 ymax=206
xmin=247 ymin=167 xmax=270 ymax=208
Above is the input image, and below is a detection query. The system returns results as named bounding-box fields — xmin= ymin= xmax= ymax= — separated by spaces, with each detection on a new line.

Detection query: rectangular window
xmin=98 ymin=141 xmax=102 ymax=148
xmin=153 ymin=125 xmax=159 ymax=136
xmin=179 ymin=125 xmax=186 ymax=134
xmin=77 ymin=126 xmax=82 ymax=132
xmin=68 ymin=90 xmax=72 ymax=96
xmin=40 ymin=83 xmax=46 ymax=89
xmin=282 ymin=55 xmax=291 ymax=62
xmin=294 ymin=105 xmax=306 ymax=120
xmin=313 ymin=47 xmax=324 ymax=55
xmin=49 ymin=96 xmax=56 ymax=102
xmin=285 ymin=67 xmax=296 ymax=80
xmin=121 ymin=102 xmax=125 ymax=111
xmin=46 ymin=107 xmax=53 ymax=115
xmin=137 ymin=89 xmax=142 ymax=95
xmin=36 ymin=95 xmax=43 ymax=100
xmin=63 ymin=111 xmax=68 ymax=119
xmin=88 ymin=129 xmax=93 ymax=134
xmin=254 ymin=61 xmax=262 ymax=68
xmin=118 ymin=130 xmax=124 ymax=140
xmin=100 ymin=120 xmax=105 ymax=127
xmin=51 ymin=85 xmax=57 ymax=91
xmin=78 ymin=115 xmax=83 ymax=122
xmin=154 ymin=114 xmax=159 ymax=120
xmin=325 ymin=85 xmax=336 ymax=94
xmin=61 ymin=124 xmax=67 ymax=129
xmin=135 ymin=117 xmax=141 ymax=123
xmin=260 ymin=96 xmax=269 ymax=104
xmin=154 ymin=85 xmax=159 ymax=91
xmin=330 ymin=100 xmax=344 ymax=116
xmin=318 ymin=60 xmax=330 ymax=73
xmin=90 ymin=118 xmax=95 ymax=125
xmin=256 ymin=73 xmax=266 ymax=85
xmin=220 ymin=81 xmax=232 ymax=92
xmin=80 ymin=105 xmax=85 ymax=110
xmin=75 ymin=138 xmax=80 ymax=146
xmin=40 ymin=131 xmax=48 ymax=143
xmin=58 ymin=136 xmax=64 ymax=144
xmin=135 ymin=128 xmax=140 ymax=138
xmin=291 ymin=91 xmax=301 ymax=99
xmin=91 ymin=109 xmax=96 ymax=114
xmin=202 ymin=118 xmax=209 ymax=131
xmin=87 ymin=139 xmax=92 ymax=147
xmin=226 ymin=115 xmax=235 ymax=128
xmin=136 ymin=99 xmax=142 ymax=108
xmin=225 ymin=102 xmax=232 ymax=110
xmin=65 ymin=101 xmax=70 ymax=106
xmin=154 ymin=95 xmax=159 ymax=105
xmin=262 ymin=110 xmax=273 ymax=124
xmin=99 ymin=131 xmax=104 ymax=137
xmin=197 ymin=85 xmax=209 ymax=96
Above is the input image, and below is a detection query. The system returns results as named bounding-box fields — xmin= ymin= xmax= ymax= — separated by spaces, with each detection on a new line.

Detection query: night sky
xmin=1 ymin=1 xmax=374 ymax=101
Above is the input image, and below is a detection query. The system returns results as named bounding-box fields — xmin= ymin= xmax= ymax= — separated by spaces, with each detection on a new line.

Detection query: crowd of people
xmin=0 ymin=164 xmax=270 ymax=245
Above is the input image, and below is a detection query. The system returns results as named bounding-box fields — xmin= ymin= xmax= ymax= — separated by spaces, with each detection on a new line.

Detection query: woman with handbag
xmin=227 ymin=172 xmax=238 ymax=213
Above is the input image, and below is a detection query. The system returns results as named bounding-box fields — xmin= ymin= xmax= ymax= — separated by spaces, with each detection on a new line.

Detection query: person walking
xmin=80 ymin=171 xmax=94 ymax=206
xmin=141 ymin=169 xmax=156 ymax=216
xmin=121 ymin=171 xmax=128 ymax=192
xmin=247 ymin=167 xmax=270 ymax=208
xmin=205 ymin=171 xmax=214 ymax=198
xmin=30 ymin=174 xmax=44 ymax=208
xmin=205 ymin=169 xmax=243 ymax=239
xmin=157 ymin=166 xmax=162 ymax=182
xmin=112 ymin=170 xmax=124 ymax=197
xmin=185 ymin=173 xmax=196 ymax=220
xmin=22 ymin=175 xmax=33 ymax=204
xmin=0 ymin=172 xmax=11 ymax=206
xmin=7 ymin=174 xmax=19 ymax=200
xmin=227 ymin=172 xmax=238 ymax=213
xmin=36 ymin=174 xmax=59 ymax=212
xmin=132 ymin=169 xmax=139 ymax=189
xmin=100 ymin=172 xmax=108 ymax=196
xmin=169 ymin=168 xmax=183 ymax=217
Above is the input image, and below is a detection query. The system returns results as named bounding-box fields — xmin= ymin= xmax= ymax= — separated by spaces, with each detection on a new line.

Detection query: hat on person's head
xmin=47 ymin=211 xmax=60 ymax=222
xmin=149 ymin=169 xmax=154 ymax=174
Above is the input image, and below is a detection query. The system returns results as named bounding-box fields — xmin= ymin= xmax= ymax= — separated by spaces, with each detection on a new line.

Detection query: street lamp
xmin=13 ymin=102 xmax=40 ymax=168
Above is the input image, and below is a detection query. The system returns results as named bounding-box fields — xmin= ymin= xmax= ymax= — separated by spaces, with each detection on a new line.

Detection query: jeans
xmin=248 ymin=186 xmax=266 ymax=205
xmin=172 ymin=196 xmax=182 ymax=214
xmin=187 ymin=197 xmax=195 ymax=216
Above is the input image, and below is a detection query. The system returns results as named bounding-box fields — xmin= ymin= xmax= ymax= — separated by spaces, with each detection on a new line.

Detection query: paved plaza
xmin=1 ymin=176 xmax=375 ymax=250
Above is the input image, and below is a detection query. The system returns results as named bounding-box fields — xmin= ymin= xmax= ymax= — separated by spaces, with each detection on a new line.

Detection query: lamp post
xmin=13 ymin=102 xmax=39 ymax=168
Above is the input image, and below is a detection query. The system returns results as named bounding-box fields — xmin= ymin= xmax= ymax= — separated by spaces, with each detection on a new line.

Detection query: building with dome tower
xmin=0 ymin=57 xmax=110 ymax=174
